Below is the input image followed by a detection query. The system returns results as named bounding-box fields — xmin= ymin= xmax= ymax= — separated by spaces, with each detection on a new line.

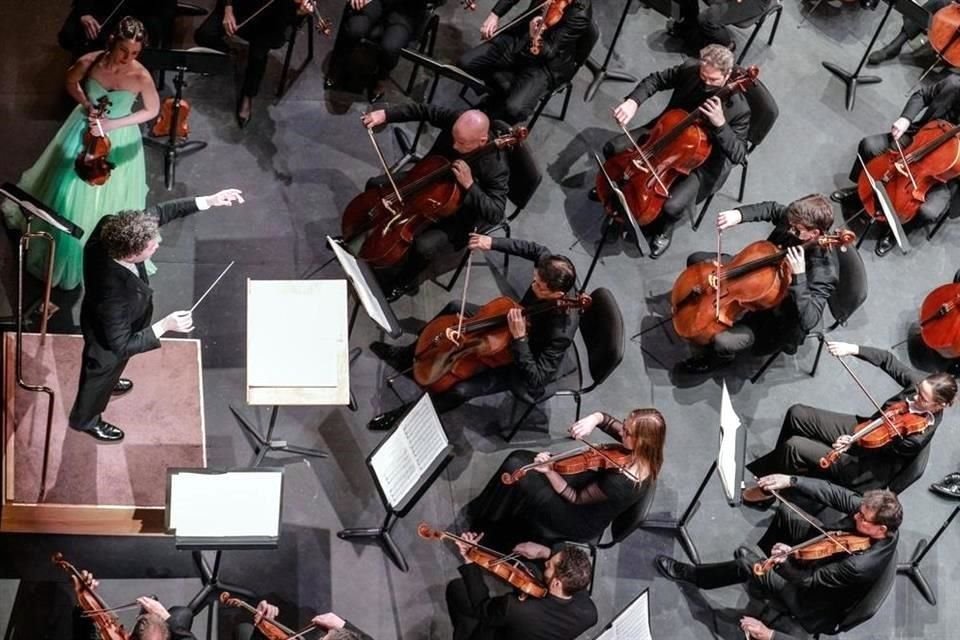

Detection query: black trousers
xmin=446 ymin=577 xmax=491 ymax=640
xmin=68 ymin=340 xmax=130 ymax=431
xmin=58 ymin=5 xmax=173 ymax=57
xmin=850 ymin=132 xmax=956 ymax=231
xmin=676 ymin=0 xmax=772 ymax=48
xmin=459 ymin=33 xmax=554 ymax=124
xmin=329 ymin=0 xmax=422 ymax=80
xmin=194 ymin=5 xmax=290 ymax=98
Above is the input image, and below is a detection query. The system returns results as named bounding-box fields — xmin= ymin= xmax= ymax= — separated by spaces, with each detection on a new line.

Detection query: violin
xmin=501 ymin=443 xmax=634 ymax=485
xmin=151 ymin=97 xmax=191 ymax=139
xmin=819 ymin=401 xmax=932 ymax=469
xmin=219 ymin=593 xmax=311 ymax=640
xmin=417 ymin=523 xmax=548 ymax=600
xmin=857 ymin=119 xmax=960 ymax=226
xmin=530 ymin=0 xmax=573 ymax=55
xmin=752 ymin=532 xmax=873 ymax=576
xmin=341 ymin=126 xmax=528 ymax=268
xmin=75 ymin=96 xmax=114 ymax=186
xmin=671 ymin=230 xmax=857 ymax=345
xmin=595 ymin=66 xmax=759 ymax=228
xmin=919 ymin=281 xmax=960 ymax=359
xmin=52 ymin=552 xmax=130 ymax=640
xmin=235 ymin=0 xmax=332 ymax=35
xmin=412 ymin=293 xmax=591 ymax=393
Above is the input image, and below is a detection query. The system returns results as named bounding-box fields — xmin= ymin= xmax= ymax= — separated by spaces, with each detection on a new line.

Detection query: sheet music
xmin=168 ymin=471 xmax=282 ymax=539
xmin=718 ymin=380 xmax=742 ymax=503
xmin=327 ymin=236 xmax=393 ymax=332
xmin=594 ymin=590 xmax=652 ymax=640
xmin=369 ymin=395 xmax=448 ymax=509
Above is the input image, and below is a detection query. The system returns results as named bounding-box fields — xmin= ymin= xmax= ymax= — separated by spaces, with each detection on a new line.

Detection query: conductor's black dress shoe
xmin=112 ymin=378 xmax=134 ymax=396
xmin=85 ymin=420 xmax=125 ymax=442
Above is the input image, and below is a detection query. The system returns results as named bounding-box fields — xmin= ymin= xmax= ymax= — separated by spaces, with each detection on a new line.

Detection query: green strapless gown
xmin=5 ymin=77 xmax=148 ymax=290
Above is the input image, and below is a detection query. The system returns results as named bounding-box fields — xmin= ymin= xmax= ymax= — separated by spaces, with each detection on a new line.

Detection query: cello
xmin=595 ymin=66 xmax=759 ymax=227
xmin=412 ymin=293 xmax=590 ymax=393
xmin=856 ymin=119 xmax=960 ymax=226
xmin=417 ymin=523 xmax=548 ymax=600
xmin=919 ymin=280 xmax=960 ymax=359
xmin=341 ymin=126 xmax=528 ymax=268
xmin=52 ymin=552 xmax=129 ymax=640
xmin=671 ymin=230 xmax=857 ymax=345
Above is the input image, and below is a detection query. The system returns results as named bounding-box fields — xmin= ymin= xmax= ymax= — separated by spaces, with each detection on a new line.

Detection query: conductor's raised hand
xmin=826 ymin=341 xmax=859 ymax=358
xmin=613 ymin=99 xmax=638 ymax=126
xmin=163 ymin=310 xmax=194 ymax=334
xmin=203 ymin=188 xmax=244 ymax=208
xmin=361 ymin=109 xmax=386 ymax=129
xmin=716 ymin=209 xmax=742 ymax=231
xmin=480 ymin=12 xmax=499 ymax=39
xmin=467 ymin=233 xmax=492 ymax=251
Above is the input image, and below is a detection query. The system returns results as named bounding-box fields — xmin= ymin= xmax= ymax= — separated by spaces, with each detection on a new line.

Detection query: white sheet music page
xmin=327 ymin=236 xmax=392 ymax=332
xmin=369 ymin=395 xmax=448 ymax=509
xmin=168 ymin=471 xmax=282 ymax=538
xmin=612 ymin=590 xmax=652 ymax=640
xmin=718 ymin=379 xmax=742 ymax=502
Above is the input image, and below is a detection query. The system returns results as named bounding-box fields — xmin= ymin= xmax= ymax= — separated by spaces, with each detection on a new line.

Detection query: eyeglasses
xmin=854 ymin=510 xmax=878 ymax=526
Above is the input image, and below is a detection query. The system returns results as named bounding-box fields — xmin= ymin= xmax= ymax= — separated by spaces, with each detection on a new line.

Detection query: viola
xmin=412 ymin=293 xmax=591 ymax=393
xmin=530 ymin=0 xmax=573 ymax=55
xmin=75 ymin=96 xmax=114 ymax=186
xmin=752 ymin=532 xmax=873 ymax=576
xmin=501 ymin=443 xmax=634 ymax=485
xmin=341 ymin=126 xmax=527 ymax=268
xmin=219 ymin=593 xmax=308 ymax=640
xmin=819 ymin=401 xmax=932 ymax=469
xmin=919 ymin=281 xmax=960 ymax=359
xmin=595 ymin=66 xmax=759 ymax=227
xmin=151 ymin=97 xmax=191 ymax=139
xmin=927 ymin=2 xmax=960 ymax=67
xmin=52 ymin=552 xmax=130 ymax=640
xmin=417 ymin=523 xmax=548 ymax=600
xmin=670 ymin=230 xmax=857 ymax=346
xmin=235 ymin=0 xmax=332 ymax=35
xmin=857 ymin=119 xmax=960 ymax=226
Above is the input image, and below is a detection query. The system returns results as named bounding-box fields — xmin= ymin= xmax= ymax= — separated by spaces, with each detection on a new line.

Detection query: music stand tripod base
xmin=821 ymin=62 xmax=882 ymax=112
xmin=896 ymin=504 xmax=960 ymax=605
xmin=338 ymin=511 xmax=409 ymax=572
xmin=230 ymin=404 xmax=329 ymax=467
xmin=187 ymin=550 xmax=258 ymax=640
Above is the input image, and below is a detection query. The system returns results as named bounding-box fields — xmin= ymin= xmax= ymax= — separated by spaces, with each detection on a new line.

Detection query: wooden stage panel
xmin=2 ymin=332 xmax=206 ymax=535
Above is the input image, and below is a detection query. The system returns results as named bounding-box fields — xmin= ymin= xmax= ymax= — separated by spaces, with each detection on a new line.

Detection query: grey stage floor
xmin=1 ymin=0 xmax=959 ymax=638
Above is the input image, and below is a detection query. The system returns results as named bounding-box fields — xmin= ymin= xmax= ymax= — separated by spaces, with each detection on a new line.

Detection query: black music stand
xmin=140 ymin=48 xmax=230 ymax=189
xmin=584 ymin=0 xmax=638 ymax=101
xmin=822 ymin=0 xmax=928 ymax=111
xmin=897 ymin=504 xmax=960 ymax=605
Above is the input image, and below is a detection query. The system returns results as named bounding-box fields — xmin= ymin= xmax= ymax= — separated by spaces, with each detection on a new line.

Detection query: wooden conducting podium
xmin=231 ymin=280 xmax=350 ymax=465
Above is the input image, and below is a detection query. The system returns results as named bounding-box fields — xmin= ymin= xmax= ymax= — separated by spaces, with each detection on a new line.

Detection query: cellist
xmin=360 ymin=105 xmax=509 ymax=301
xmin=831 ymin=74 xmax=960 ymax=256
xmin=367 ymin=234 xmax=577 ymax=431
xmin=679 ymin=194 xmax=837 ymax=374
xmin=743 ymin=341 xmax=957 ymax=503
xmin=867 ymin=0 xmax=951 ymax=66
xmin=656 ymin=477 xmax=902 ymax=640
xmin=593 ymin=45 xmax=751 ymax=258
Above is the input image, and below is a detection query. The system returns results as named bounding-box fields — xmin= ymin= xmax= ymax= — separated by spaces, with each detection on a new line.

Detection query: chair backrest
xmin=492 ymin=119 xmax=542 ymax=210
xmin=887 ymin=443 xmax=931 ymax=494
xmin=579 ymin=287 xmax=624 ymax=389
xmin=828 ymin=244 xmax=868 ymax=326
xmin=608 ymin=478 xmax=657 ymax=544
xmin=834 ymin=548 xmax=897 ymax=633
xmin=742 ymin=77 xmax=779 ymax=149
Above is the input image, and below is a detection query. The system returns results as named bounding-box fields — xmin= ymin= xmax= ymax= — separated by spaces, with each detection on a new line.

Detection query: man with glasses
xmin=743 ymin=341 xmax=957 ymax=504
xmin=656 ymin=477 xmax=902 ymax=640
xmin=677 ymin=194 xmax=838 ymax=374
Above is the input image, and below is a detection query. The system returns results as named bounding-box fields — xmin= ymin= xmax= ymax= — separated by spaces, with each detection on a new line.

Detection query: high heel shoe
xmin=236 ymin=97 xmax=252 ymax=129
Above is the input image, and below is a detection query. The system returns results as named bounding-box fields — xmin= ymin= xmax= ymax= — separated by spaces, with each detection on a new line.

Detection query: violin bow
xmin=236 ymin=0 xmax=278 ymax=31
xmin=891 ymin=138 xmax=919 ymax=193
xmin=614 ymin=114 xmax=670 ymax=197
xmin=715 ymin=227 xmax=723 ymax=321
xmin=80 ymin=600 xmax=140 ymax=616
xmin=365 ymin=127 xmax=405 ymax=212
xmin=575 ymin=437 xmax=643 ymax=484
xmin=830 ymin=352 xmax=910 ymax=448
xmin=856 ymin=153 xmax=910 ymax=253
xmin=488 ymin=0 xmax=552 ymax=40
xmin=99 ymin=0 xmax=130 ymax=34
xmin=451 ymin=228 xmax=480 ymax=346
xmin=757 ymin=479 xmax=858 ymax=557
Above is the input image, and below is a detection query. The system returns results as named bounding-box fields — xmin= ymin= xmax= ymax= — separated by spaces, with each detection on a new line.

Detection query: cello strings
xmin=615 ymin=116 xmax=669 ymax=196
xmin=892 ymin=138 xmax=919 ymax=191
xmin=366 ymin=128 xmax=404 ymax=209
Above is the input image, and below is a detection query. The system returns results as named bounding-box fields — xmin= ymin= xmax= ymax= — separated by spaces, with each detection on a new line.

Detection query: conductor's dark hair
xmin=101 ymin=211 xmax=159 ymax=260
xmin=861 ymin=490 xmax=903 ymax=533
xmin=554 ymin=545 xmax=592 ymax=594
xmin=536 ymin=254 xmax=576 ymax=293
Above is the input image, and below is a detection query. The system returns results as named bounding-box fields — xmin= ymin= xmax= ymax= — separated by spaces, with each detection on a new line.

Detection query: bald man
xmin=362 ymin=104 xmax=510 ymax=301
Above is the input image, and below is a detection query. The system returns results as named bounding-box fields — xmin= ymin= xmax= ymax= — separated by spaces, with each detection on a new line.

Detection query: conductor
xmin=68 ymin=189 xmax=245 ymax=442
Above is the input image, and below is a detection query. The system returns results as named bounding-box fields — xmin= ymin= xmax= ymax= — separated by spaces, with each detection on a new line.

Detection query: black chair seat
xmin=176 ymin=1 xmax=208 ymax=18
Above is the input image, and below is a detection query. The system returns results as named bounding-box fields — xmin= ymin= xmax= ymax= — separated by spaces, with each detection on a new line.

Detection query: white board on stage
xmin=246 ymin=279 xmax=350 ymax=405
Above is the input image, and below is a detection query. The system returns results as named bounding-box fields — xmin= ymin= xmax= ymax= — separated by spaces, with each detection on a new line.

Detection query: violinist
xmin=463 ymin=409 xmax=664 ymax=551
xmin=446 ymin=536 xmax=597 ymax=640
xmin=193 ymin=0 xmax=317 ymax=127
xmin=656 ymin=477 xmax=902 ymax=639
xmin=594 ymin=45 xmax=750 ymax=258
xmin=831 ymin=74 xmax=960 ymax=256
xmin=867 ymin=0 xmax=950 ymax=65
xmin=679 ymin=194 xmax=837 ymax=374
xmin=233 ymin=600 xmax=373 ymax=639
xmin=359 ymin=105 xmax=509 ymax=301
xmin=743 ymin=341 xmax=957 ymax=501
xmin=324 ymin=0 xmax=431 ymax=102
xmin=58 ymin=0 xmax=175 ymax=58
xmin=367 ymin=235 xmax=577 ymax=430
xmin=458 ymin=0 xmax=594 ymax=124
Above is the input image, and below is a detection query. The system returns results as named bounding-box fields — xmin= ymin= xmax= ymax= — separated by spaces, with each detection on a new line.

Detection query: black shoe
xmin=236 ymin=97 xmax=252 ymax=129
xmin=867 ymin=43 xmax=901 ymax=66
xmin=649 ymin=232 xmax=672 ymax=259
xmin=666 ymin=19 xmax=698 ymax=39
xmin=654 ymin=554 xmax=695 ymax=583
xmin=386 ymin=281 xmax=420 ymax=303
xmin=875 ymin=232 xmax=895 ymax=257
xmin=85 ymin=419 xmax=125 ymax=442
xmin=680 ymin=353 xmax=734 ymax=374
xmin=370 ymin=341 xmax=415 ymax=371
xmin=830 ymin=187 xmax=857 ymax=204
xmin=930 ymin=481 xmax=960 ymax=500
xmin=588 ymin=187 xmax=600 ymax=202
xmin=112 ymin=378 xmax=134 ymax=396
xmin=939 ymin=472 xmax=960 ymax=487
xmin=368 ymin=407 xmax=404 ymax=431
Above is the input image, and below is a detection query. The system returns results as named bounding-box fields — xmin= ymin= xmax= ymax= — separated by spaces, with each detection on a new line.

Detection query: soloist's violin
xmin=919 ymin=281 xmax=960 ymax=359
xmin=75 ymin=96 xmax=114 ymax=186
xmin=819 ymin=401 xmax=932 ymax=469
xmin=671 ymin=230 xmax=856 ymax=345
xmin=752 ymin=532 xmax=873 ymax=576
xmin=501 ymin=443 xmax=634 ymax=485
xmin=417 ymin=523 xmax=548 ymax=600
xmin=52 ymin=553 xmax=129 ymax=640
